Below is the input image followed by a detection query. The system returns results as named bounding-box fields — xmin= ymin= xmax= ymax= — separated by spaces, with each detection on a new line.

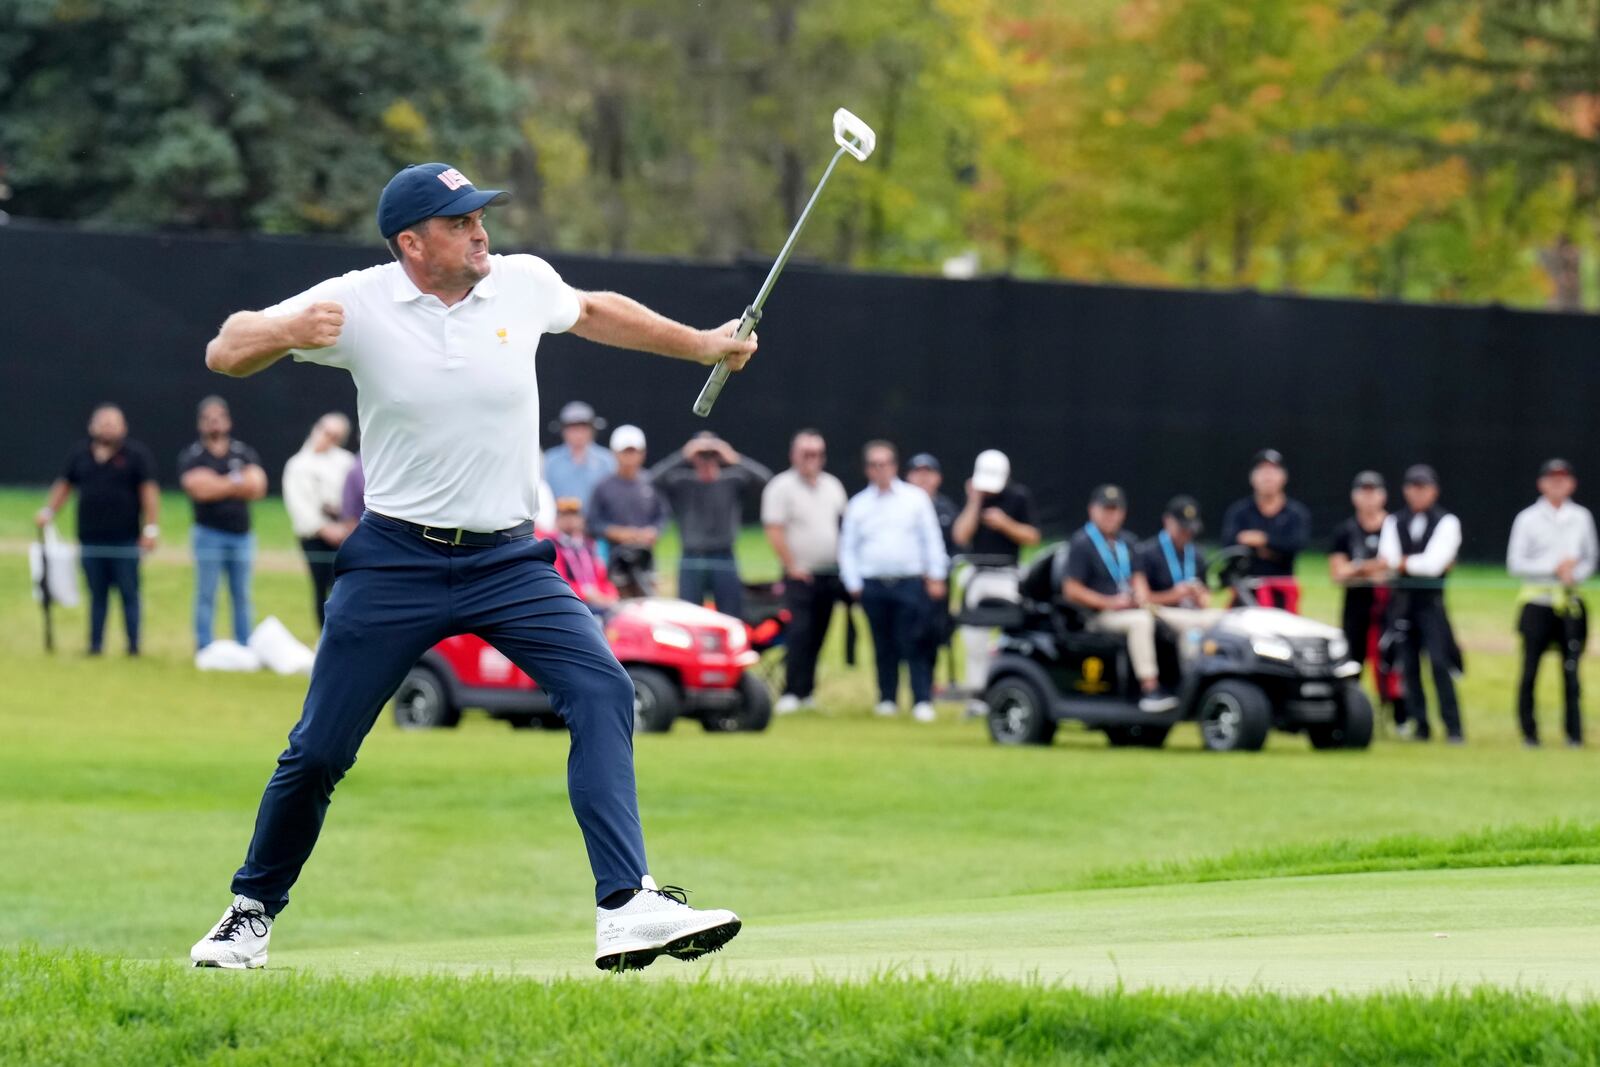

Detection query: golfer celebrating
xmin=190 ymin=164 xmax=750 ymax=973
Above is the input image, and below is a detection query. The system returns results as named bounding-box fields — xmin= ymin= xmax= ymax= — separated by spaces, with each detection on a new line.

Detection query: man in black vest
xmin=1378 ymin=464 xmax=1464 ymax=743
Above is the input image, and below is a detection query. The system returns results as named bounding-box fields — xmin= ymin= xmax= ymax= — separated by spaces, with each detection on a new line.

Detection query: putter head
xmin=833 ymin=108 xmax=876 ymax=162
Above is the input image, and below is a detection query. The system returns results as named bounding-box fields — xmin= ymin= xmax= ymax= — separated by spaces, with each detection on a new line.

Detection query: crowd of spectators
xmin=31 ymin=399 xmax=1597 ymax=746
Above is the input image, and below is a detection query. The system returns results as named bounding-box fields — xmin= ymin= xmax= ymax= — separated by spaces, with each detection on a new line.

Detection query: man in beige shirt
xmin=762 ymin=429 xmax=849 ymax=713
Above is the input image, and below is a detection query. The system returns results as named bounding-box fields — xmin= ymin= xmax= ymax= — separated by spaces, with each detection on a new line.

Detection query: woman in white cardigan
xmin=282 ymin=413 xmax=356 ymax=630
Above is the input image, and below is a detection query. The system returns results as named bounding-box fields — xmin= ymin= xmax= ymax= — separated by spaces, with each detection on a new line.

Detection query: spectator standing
xmin=839 ymin=440 xmax=949 ymax=722
xmin=542 ymin=401 xmax=616 ymax=511
xmin=1137 ymin=496 xmax=1225 ymax=663
xmin=179 ymin=396 xmax=267 ymax=650
xmin=651 ymin=432 xmax=771 ymax=617
xmin=951 ymin=449 xmax=1040 ymax=710
xmin=1379 ymin=464 xmax=1464 ymax=743
xmin=1507 ymin=458 xmax=1597 ymax=748
xmin=906 ymin=453 xmax=960 ymax=691
xmin=905 ymin=453 xmax=959 ymax=555
xmin=34 ymin=403 xmax=159 ymax=655
xmin=1220 ymin=449 xmax=1311 ymax=612
xmin=1329 ymin=471 xmax=1404 ymax=728
xmin=590 ymin=424 xmax=669 ymax=597
xmin=762 ymin=429 xmax=849 ymax=713
xmin=1061 ymin=486 xmax=1177 ymax=712
xmin=282 ymin=413 xmax=357 ymax=630
xmin=550 ymin=497 xmax=621 ymax=613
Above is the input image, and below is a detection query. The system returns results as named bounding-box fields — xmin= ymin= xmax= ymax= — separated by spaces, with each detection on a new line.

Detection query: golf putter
xmin=692 ymin=108 xmax=877 ymax=417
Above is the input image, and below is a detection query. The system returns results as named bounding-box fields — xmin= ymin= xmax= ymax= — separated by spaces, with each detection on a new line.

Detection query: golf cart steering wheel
xmin=1205 ymin=545 xmax=1254 ymax=593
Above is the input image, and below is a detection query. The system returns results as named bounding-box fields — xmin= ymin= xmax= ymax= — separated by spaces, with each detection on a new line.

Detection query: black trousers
xmin=80 ymin=541 xmax=140 ymax=654
xmin=299 ymin=536 xmax=339 ymax=630
xmin=1398 ymin=594 xmax=1462 ymax=740
xmin=860 ymin=577 xmax=933 ymax=705
xmin=1517 ymin=601 xmax=1586 ymax=744
xmin=783 ymin=573 xmax=844 ymax=699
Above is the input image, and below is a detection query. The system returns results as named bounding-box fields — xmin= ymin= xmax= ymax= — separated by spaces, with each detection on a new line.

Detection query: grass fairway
xmin=3 ymin=488 xmax=1599 ymax=1062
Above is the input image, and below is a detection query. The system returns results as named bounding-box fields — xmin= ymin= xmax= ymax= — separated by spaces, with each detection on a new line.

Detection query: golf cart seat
xmin=1018 ymin=543 xmax=1090 ymax=633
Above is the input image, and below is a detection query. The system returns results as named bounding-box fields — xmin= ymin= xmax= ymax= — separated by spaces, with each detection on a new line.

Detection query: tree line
xmin=3 ymin=0 xmax=1599 ymax=309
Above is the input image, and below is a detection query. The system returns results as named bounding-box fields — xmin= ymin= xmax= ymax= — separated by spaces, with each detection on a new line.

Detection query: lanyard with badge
xmin=1084 ymin=524 xmax=1131 ymax=593
xmin=1158 ymin=530 xmax=1195 ymax=586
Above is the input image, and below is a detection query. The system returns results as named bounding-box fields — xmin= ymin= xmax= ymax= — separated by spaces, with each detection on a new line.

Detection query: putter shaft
xmin=692 ymin=144 xmax=853 ymax=418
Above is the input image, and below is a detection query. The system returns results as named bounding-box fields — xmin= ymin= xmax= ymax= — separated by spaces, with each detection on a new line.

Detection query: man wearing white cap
xmin=543 ymin=400 xmax=616 ymax=511
xmin=589 ymin=425 xmax=668 ymax=597
xmin=952 ymin=449 xmax=1039 ymax=711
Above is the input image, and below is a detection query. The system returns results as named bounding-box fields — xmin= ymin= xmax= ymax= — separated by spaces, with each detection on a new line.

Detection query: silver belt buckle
xmin=422 ymin=526 xmax=464 ymax=546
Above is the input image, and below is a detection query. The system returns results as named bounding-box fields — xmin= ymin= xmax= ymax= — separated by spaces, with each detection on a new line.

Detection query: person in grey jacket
xmin=650 ymin=431 xmax=772 ymax=617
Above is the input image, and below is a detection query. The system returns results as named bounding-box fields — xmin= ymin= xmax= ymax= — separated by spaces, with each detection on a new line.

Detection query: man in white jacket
xmin=1507 ymin=458 xmax=1597 ymax=748
xmin=282 ymin=413 xmax=356 ymax=630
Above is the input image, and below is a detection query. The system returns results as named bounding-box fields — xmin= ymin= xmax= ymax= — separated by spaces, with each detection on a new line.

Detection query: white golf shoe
xmin=775 ymin=694 xmax=802 ymax=715
xmin=191 ymin=895 xmax=272 ymax=969
xmin=912 ymin=701 xmax=937 ymax=723
xmin=595 ymin=876 xmax=741 ymax=973
xmin=874 ymin=700 xmax=898 ymax=717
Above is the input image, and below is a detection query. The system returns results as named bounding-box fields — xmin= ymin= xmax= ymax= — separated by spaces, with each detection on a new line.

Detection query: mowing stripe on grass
xmin=1077 ymin=820 xmax=1600 ymax=891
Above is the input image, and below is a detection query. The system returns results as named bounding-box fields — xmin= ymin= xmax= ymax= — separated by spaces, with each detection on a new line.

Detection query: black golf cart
xmin=966 ymin=544 xmax=1373 ymax=751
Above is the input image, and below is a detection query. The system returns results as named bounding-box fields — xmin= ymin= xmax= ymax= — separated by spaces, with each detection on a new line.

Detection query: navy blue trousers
xmin=860 ymin=577 xmax=934 ymax=705
xmin=80 ymin=541 xmax=140 ymax=654
xmin=232 ymin=512 xmax=648 ymax=914
xmin=678 ymin=551 xmax=744 ymax=617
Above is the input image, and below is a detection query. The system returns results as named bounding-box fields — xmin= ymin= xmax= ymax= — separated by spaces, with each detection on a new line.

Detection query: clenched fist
xmin=698 ymin=318 xmax=758 ymax=370
xmin=293 ymin=301 xmax=345 ymax=349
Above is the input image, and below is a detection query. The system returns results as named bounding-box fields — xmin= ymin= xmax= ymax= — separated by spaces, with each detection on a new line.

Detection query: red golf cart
xmin=390 ymin=597 xmax=779 ymax=734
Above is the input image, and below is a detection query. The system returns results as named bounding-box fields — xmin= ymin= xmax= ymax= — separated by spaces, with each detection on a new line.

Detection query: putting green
xmin=269 ymin=865 xmax=1600 ymax=995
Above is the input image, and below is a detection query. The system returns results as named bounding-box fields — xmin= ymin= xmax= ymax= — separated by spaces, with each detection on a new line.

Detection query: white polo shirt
xmin=263 ymin=254 xmax=581 ymax=530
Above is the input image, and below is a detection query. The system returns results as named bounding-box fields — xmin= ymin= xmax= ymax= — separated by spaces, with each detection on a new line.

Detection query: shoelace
xmin=648 ymin=884 xmax=691 ymax=906
xmin=210 ymin=906 xmax=270 ymax=942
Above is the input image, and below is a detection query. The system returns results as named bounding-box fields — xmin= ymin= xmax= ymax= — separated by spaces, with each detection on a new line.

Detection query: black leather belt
xmin=371 ymin=512 xmax=535 ymax=548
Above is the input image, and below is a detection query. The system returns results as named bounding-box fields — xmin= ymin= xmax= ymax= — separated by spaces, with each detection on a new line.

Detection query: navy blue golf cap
xmin=377 ymin=163 xmax=509 ymax=239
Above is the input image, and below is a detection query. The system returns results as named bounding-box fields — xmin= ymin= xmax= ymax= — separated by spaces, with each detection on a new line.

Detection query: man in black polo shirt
xmin=1137 ymin=496 xmax=1224 ymax=662
xmin=1329 ymin=471 xmax=1403 ymax=728
xmin=952 ymin=449 xmax=1040 ymax=707
xmin=1061 ymin=485 xmax=1177 ymax=712
xmin=1220 ymin=448 xmax=1311 ymax=612
xmin=178 ymin=396 xmax=268 ymax=651
xmin=35 ymin=404 xmax=159 ymax=655
xmin=906 ymin=454 xmax=959 ymax=556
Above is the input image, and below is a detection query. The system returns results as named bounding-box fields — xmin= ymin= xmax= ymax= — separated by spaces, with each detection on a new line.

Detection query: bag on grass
xmin=248 ymin=616 xmax=316 ymax=675
xmin=29 ymin=525 xmax=80 ymax=608
xmin=195 ymin=639 xmax=262 ymax=672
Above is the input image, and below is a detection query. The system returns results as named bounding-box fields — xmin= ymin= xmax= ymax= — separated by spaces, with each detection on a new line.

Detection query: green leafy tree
xmin=0 ymin=0 xmax=519 ymax=233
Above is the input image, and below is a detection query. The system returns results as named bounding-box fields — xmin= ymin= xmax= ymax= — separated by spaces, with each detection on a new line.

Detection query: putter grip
xmin=692 ymin=305 xmax=760 ymax=417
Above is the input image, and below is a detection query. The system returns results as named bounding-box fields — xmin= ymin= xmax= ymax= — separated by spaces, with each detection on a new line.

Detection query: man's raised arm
xmin=568 ymin=291 xmax=756 ymax=370
xmin=206 ymin=302 xmax=344 ymax=378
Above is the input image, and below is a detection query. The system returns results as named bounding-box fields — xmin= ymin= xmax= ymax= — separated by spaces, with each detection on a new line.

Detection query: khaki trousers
xmin=1087 ymin=609 xmax=1159 ymax=682
xmin=1150 ymin=606 xmax=1227 ymax=663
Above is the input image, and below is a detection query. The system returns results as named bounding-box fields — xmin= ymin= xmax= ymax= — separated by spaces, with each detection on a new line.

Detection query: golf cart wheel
xmin=627 ymin=666 xmax=681 ymax=734
xmin=984 ymin=675 xmax=1057 ymax=746
xmin=1197 ymin=679 xmax=1271 ymax=752
xmin=1105 ymin=724 xmax=1171 ymax=749
xmin=701 ymin=673 xmax=774 ymax=733
xmin=391 ymin=666 xmax=461 ymax=730
xmin=1309 ymin=685 xmax=1375 ymax=750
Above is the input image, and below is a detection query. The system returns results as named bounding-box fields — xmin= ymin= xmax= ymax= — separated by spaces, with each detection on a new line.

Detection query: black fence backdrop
xmin=3 ymin=220 xmax=1594 ymax=560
